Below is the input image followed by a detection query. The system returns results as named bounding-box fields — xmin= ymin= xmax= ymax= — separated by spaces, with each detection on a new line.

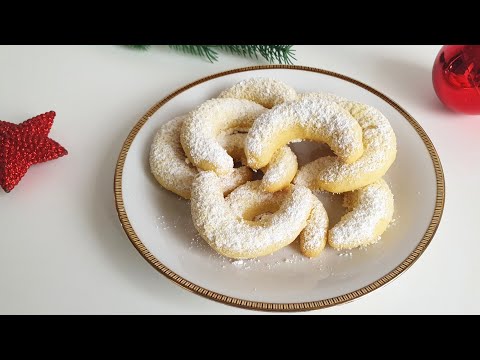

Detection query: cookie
xmin=295 ymin=93 xmax=397 ymax=193
xmin=328 ymin=179 xmax=394 ymax=250
xmin=150 ymin=116 xmax=253 ymax=199
xmin=245 ymin=98 xmax=364 ymax=169
xmin=218 ymin=77 xmax=297 ymax=108
xmin=191 ymin=172 xmax=316 ymax=259
xmin=226 ymin=181 xmax=328 ymax=258
xmin=181 ymin=98 xmax=267 ymax=175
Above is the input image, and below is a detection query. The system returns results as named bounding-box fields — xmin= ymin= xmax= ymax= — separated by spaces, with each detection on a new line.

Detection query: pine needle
xmin=126 ymin=45 xmax=296 ymax=64
xmin=217 ymin=45 xmax=296 ymax=64
xmin=125 ymin=45 xmax=151 ymax=51
xmin=169 ymin=45 xmax=218 ymax=63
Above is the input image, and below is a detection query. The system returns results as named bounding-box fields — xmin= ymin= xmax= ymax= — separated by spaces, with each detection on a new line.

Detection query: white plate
xmin=114 ymin=66 xmax=445 ymax=311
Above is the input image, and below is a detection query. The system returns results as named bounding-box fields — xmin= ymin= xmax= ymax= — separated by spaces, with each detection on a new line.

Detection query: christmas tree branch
xmin=216 ymin=45 xmax=296 ymax=64
xmin=125 ymin=45 xmax=296 ymax=64
xmin=168 ymin=45 xmax=219 ymax=62
xmin=126 ymin=45 xmax=151 ymax=51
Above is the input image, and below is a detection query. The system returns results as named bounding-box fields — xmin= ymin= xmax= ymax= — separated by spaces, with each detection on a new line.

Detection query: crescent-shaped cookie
xmin=217 ymin=131 xmax=298 ymax=192
xmin=149 ymin=116 xmax=253 ymax=199
xmin=245 ymin=98 xmax=364 ymax=169
xmin=226 ymin=181 xmax=329 ymax=258
xmin=328 ymin=179 xmax=394 ymax=250
xmin=218 ymin=77 xmax=297 ymax=108
xmin=191 ymin=172 xmax=316 ymax=259
xmin=180 ymin=98 xmax=266 ymax=175
xmin=294 ymin=93 xmax=397 ymax=193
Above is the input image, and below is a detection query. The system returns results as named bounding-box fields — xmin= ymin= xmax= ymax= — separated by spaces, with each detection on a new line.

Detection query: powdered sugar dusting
xmin=245 ymin=98 xmax=363 ymax=168
xmin=181 ymin=98 xmax=266 ymax=175
xmin=301 ymin=198 xmax=329 ymax=252
xmin=151 ymin=83 xmax=397 ymax=263
xmin=220 ymin=166 xmax=253 ymax=195
xmin=191 ymin=172 xmax=315 ymax=259
xmin=329 ymin=179 xmax=394 ymax=249
xmin=226 ymin=181 xmax=288 ymax=220
xmin=217 ymin=131 xmax=247 ymax=163
xmin=150 ymin=116 xmax=253 ymax=199
xmin=150 ymin=116 xmax=197 ymax=198
xmin=217 ymin=131 xmax=297 ymax=191
xmin=218 ymin=77 xmax=297 ymax=108
xmin=298 ymin=91 xmax=348 ymax=103
xmin=226 ymin=181 xmax=328 ymax=257
xmin=261 ymin=146 xmax=298 ymax=190
xmin=294 ymin=95 xmax=397 ymax=192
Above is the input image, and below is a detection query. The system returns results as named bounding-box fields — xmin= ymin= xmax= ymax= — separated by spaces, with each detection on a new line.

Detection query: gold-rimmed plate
xmin=114 ymin=66 xmax=444 ymax=312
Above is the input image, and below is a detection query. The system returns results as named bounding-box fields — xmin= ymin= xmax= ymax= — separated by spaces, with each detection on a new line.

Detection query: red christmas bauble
xmin=432 ymin=45 xmax=480 ymax=115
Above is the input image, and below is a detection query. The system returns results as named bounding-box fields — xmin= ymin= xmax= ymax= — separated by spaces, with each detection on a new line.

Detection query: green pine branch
xmin=125 ymin=45 xmax=151 ymax=51
xmin=216 ymin=45 xmax=296 ymax=65
xmin=125 ymin=45 xmax=296 ymax=64
xmin=169 ymin=45 xmax=218 ymax=62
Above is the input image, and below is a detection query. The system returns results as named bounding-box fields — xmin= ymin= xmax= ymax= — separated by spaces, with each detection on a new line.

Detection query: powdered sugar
xmin=298 ymin=91 xmax=348 ymax=104
xmin=294 ymin=95 xmax=397 ymax=193
xmin=181 ymin=98 xmax=266 ymax=175
xmin=151 ymin=81 xmax=397 ymax=261
xmin=300 ymin=199 xmax=329 ymax=253
xmin=226 ymin=180 xmax=288 ymax=220
xmin=217 ymin=131 xmax=297 ymax=192
xmin=260 ymin=146 xmax=298 ymax=190
xmin=226 ymin=181 xmax=328 ymax=257
xmin=245 ymin=98 xmax=364 ymax=169
xmin=231 ymin=259 xmax=245 ymax=267
xmin=218 ymin=77 xmax=297 ymax=108
xmin=329 ymin=179 xmax=394 ymax=249
xmin=150 ymin=116 xmax=197 ymax=198
xmin=191 ymin=172 xmax=315 ymax=259
xmin=150 ymin=115 xmax=253 ymax=199
xmin=220 ymin=166 xmax=253 ymax=195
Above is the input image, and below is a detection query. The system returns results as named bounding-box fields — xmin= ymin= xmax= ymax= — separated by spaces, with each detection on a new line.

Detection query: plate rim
xmin=114 ymin=65 xmax=445 ymax=312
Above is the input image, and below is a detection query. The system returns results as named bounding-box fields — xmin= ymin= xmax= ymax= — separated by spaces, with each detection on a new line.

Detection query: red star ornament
xmin=0 ymin=111 xmax=68 ymax=193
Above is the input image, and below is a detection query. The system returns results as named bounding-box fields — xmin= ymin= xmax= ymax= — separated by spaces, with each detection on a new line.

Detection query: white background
xmin=0 ymin=45 xmax=478 ymax=314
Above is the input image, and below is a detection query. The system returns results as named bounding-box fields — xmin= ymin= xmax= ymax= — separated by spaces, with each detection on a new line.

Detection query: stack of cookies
xmin=150 ymin=78 xmax=396 ymax=260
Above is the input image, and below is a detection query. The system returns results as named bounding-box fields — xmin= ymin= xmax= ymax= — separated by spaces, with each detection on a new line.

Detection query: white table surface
xmin=0 ymin=45 xmax=478 ymax=314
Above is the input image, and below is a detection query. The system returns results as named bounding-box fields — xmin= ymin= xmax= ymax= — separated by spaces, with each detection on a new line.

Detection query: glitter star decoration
xmin=0 ymin=111 xmax=68 ymax=193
